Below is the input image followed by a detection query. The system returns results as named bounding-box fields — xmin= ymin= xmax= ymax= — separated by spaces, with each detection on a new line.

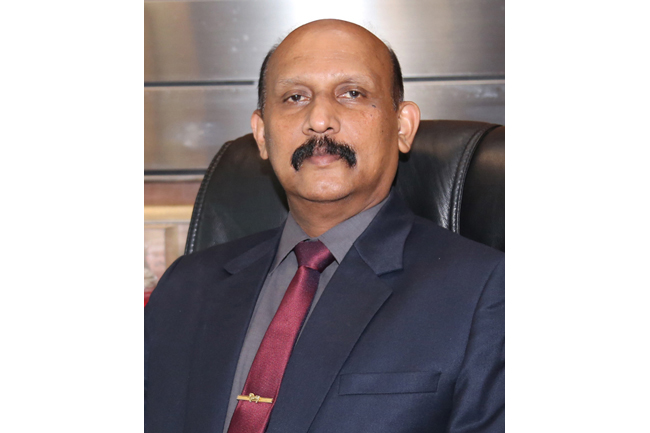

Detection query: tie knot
xmin=294 ymin=240 xmax=335 ymax=273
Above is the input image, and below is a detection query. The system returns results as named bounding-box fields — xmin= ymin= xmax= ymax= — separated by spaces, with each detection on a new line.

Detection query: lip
xmin=305 ymin=154 xmax=342 ymax=166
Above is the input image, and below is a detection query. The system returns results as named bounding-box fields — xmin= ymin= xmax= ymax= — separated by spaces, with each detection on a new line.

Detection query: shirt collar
xmin=270 ymin=193 xmax=390 ymax=272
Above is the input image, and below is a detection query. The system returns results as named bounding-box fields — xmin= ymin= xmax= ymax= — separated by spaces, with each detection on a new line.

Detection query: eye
xmin=287 ymin=94 xmax=304 ymax=102
xmin=339 ymin=89 xmax=364 ymax=100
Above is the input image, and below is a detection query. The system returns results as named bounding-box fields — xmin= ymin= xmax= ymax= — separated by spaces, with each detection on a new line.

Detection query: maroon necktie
xmin=227 ymin=240 xmax=335 ymax=433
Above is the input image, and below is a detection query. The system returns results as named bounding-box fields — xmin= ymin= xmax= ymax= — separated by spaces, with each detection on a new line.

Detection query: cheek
xmin=350 ymin=112 xmax=395 ymax=152
xmin=266 ymin=125 xmax=300 ymax=158
xmin=347 ymin=111 xmax=382 ymax=142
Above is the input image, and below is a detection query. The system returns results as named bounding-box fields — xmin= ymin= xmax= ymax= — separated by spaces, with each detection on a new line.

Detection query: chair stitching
xmin=449 ymin=125 xmax=499 ymax=233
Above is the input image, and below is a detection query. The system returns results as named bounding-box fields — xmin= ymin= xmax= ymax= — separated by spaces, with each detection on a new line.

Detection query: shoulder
xmin=403 ymin=215 xmax=504 ymax=283
xmin=356 ymin=193 xmax=503 ymax=282
xmin=145 ymin=227 xmax=281 ymax=310
xmin=410 ymin=215 xmax=503 ymax=262
xmin=177 ymin=227 xmax=281 ymax=273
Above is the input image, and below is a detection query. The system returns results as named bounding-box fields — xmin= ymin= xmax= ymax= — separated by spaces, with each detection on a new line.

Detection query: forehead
xmin=268 ymin=26 xmax=392 ymax=88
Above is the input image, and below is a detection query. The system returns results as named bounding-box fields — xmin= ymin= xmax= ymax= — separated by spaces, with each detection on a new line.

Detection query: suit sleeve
xmin=144 ymin=255 xmax=184 ymax=415
xmin=447 ymin=258 xmax=505 ymax=433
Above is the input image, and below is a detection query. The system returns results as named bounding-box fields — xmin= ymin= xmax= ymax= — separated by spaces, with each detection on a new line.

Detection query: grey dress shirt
xmin=223 ymin=196 xmax=388 ymax=432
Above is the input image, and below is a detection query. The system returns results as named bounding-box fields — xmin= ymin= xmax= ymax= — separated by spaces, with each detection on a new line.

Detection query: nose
xmin=302 ymin=95 xmax=341 ymax=136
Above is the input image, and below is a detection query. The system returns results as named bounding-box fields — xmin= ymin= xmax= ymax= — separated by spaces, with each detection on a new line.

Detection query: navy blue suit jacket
xmin=145 ymin=194 xmax=505 ymax=433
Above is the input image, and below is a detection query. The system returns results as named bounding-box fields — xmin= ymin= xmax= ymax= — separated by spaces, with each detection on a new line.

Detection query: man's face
xmin=252 ymin=22 xmax=417 ymax=210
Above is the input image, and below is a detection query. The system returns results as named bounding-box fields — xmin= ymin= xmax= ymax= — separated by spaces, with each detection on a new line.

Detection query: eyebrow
xmin=274 ymin=74 xmax=375 ymax=88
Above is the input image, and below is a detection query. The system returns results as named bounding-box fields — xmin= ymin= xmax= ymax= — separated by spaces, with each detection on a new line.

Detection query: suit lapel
xmin=266 ymin=194 xmax=415 ymax=433
xmin=183 ymin=232 xmax=280 ymax=433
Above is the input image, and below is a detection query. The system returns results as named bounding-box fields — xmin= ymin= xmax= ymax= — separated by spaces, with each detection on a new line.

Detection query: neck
xmin=288 ymin=191 xmax=389 ymax=238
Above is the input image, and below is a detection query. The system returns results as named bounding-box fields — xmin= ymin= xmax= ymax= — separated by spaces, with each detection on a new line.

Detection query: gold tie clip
xmin=237 ymin=393 xmax=273 ymax=404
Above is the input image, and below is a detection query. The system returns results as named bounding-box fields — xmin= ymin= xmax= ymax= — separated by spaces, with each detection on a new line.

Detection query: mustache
xmin=290 ymin=136 xmax=357 ymax=171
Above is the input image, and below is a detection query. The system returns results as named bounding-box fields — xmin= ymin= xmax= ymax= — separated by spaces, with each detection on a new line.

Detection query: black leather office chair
xmin=185 ymin=120 xmax=504 ymax=254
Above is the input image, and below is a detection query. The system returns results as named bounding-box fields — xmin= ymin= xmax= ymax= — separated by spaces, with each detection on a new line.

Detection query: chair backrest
xmin=185 ymin=120 xmax=504 ymax=254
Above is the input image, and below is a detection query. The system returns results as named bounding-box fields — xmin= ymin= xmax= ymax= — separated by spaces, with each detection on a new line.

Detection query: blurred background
xmin=143 ymin=0 xmax=505 ymax=300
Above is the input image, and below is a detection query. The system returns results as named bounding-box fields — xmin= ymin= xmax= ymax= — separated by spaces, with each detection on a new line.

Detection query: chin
xmin=296 ymin=182 xmax=352 ymax=203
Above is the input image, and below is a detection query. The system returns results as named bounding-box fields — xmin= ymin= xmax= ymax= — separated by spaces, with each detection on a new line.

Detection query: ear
xmin=251 ymin=109 xmax=268 ymax=160
xmin=396 ymin=101 xmax=421 ymax=154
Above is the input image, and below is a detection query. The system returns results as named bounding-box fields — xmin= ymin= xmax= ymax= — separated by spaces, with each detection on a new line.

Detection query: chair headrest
xmin=185 ymin=120 xmax=504 ymax=254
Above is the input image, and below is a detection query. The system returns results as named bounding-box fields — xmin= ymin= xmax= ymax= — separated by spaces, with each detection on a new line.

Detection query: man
xmin=145 ymin=19 xmax=504 ymax=433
